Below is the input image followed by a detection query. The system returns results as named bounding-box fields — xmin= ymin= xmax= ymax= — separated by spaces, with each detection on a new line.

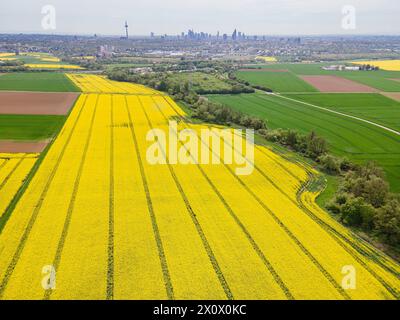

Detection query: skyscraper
xmin=232 ymin=29 xmax=237 ymax=41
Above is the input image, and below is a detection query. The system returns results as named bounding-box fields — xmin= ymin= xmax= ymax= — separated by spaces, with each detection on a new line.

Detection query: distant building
xmin=129 ymin=67 xmax=152 ymax=74
xmin=232 ymin=29 xmax=237 ymax=41
xmin=98 ymin=45 xmax=114 ymax=58
xmin=344 ymin=66 xmax=361 ymax=71
xmin=322 ymin=65 xmax=340 ymax=71
xmin=322 ymin=65 xmax=361 ymax=71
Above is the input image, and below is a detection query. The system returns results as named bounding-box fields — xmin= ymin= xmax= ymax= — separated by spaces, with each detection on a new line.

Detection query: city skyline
xmin=0 ymin=0 xmax=400 ymax=36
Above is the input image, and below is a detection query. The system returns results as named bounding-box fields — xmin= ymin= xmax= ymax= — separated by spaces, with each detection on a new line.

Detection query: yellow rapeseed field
xmin=25 ymin=64 xmax=84 ymax=70
xmin=40 ymin=58 xmax=61 ymax=63
xmin=256 ymin=56 xmax=277 ymax=62
xmin=66 ymin=74 xmax=160 ymax=94
xmin=0 ymin=74 xmax=398 ymax=300
xmin=0 ymin=53 xmax=15 ymax=58
xmin=0 ymin=153 xmax=37 ymax=217
xmin=352 ymin=60 xmax=400 ymax=71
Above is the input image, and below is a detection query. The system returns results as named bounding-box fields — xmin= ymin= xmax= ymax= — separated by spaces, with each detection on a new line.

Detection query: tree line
xmin=260 ymin=128 xmax=400 ymax=249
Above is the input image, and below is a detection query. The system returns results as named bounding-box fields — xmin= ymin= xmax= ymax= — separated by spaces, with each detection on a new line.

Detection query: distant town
xmin=0 ymin=27 xmax=399 ymax=64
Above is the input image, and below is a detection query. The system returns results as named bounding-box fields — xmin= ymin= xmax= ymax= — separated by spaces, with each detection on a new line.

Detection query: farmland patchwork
xmin=0 ymin=75 xmax=399 ymax=299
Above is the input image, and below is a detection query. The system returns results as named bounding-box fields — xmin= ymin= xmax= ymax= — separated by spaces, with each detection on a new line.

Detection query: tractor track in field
xmin=2 ymin=72 xmax=396 ymax=299
xmin=254 ymin=143 xmax=400 ymax=276
xmin=68 ymin=75 xmax=107 ymax=94
xmin=43 ymin=95 xmax=97 ymax=300
xmin=246 ymin=94 xmax=385 ymax=151
xmin=0 ymin=159 xmax=9 ymax=172
xmin=69 ymin=75 xmax=161 ymax=96
xmin=0 ymin=95 xmax=87 ymax=298
xmin=256 ymin=145 xmax=400 ymax=279
xmin=275 ymin=94 xmax=400 ymax=137
xmin=103 ymin=78 xmax=131 ymax=94
xmin=229 ymin=126 xmax=400 ymax=298
xmin=124 ymin=96 xmax=174 ymax=300
xmin=140 ymin=96 xmax=234 ymax=300
xmin=225 ymin=163 xmax=351 ymax=299
xmin=103 ymin=77 xmax=160 ymax=96
xmin=251 ymin=145 xmax=400 ymax=298
xmin=152 ymin=96 xmax=294 ymax=299
xmin=159 ymin=98 xmax=302 ymax=299
xmin=245 ymin=94 xmax=372 ymax=150
xmin=228 ymin=131 xmax=400 ymax=298
xmin=101 ymin=78 xmax=128 ymax=94
xmin=100 ymin=78 xmax=131 ymax=95
xmin=72 ymin=92 xmax=165 ymax=96
xmin=297 ymin=173 xmax=400 ymax=299
xmin=256 ymin=93 xmax=400 ymax=148
xmin=107 ymin=96 xmax=115 ymax=300
xmin=0 ymin=157 xmax=25 ymax=192
xmin=261 ymin=94 xmax=400 ymax=145
xmin=163 ymin=96 xmax=352 ymax=300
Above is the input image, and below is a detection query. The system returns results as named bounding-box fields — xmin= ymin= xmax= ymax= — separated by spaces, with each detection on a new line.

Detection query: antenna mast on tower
xmin=125 ymin=21 xmax=129 ymax=39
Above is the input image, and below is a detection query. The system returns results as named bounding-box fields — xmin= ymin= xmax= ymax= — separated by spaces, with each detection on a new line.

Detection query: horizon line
xmin=1 ymin=32 xmax=400 ymax=38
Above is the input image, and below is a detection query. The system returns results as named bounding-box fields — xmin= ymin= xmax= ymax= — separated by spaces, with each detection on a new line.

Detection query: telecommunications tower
xmin=125 ymin=21 xmax=129 ymax=39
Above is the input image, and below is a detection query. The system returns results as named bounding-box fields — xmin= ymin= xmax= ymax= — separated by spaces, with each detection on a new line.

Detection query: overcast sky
xmin=0 ymin=0 xmax=399 ymax=36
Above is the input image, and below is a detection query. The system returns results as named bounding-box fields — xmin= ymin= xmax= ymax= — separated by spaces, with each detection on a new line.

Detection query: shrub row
xmin=254 ymin=128 xmax=400 ymax=248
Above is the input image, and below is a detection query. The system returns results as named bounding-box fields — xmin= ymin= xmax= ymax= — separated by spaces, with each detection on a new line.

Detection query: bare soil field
xmin=0 ymin=92 xmax=79 ymax=115
xmin=300 ymin=75 xmax=379 ymax=93
xmin=381 ymin=92 xmax=400 ymax=101
xmin=0 ymin=140 xmax=48 ymax=153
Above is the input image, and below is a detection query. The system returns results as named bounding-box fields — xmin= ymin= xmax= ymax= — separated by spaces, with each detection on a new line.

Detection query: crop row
xmin=0 ymin=75 xmax=398 ymax=299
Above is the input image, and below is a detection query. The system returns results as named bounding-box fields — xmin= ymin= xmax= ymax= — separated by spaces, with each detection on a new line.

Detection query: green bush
xmin=374 ymin=199 xmax=400 ymax=245
xmin=327 ymin=161 xmax=399 ymax=247
xmin=340 ymin=197 xmax=376 ymax=229
xmin=318 ymin=154 xmax=342 ymax=174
